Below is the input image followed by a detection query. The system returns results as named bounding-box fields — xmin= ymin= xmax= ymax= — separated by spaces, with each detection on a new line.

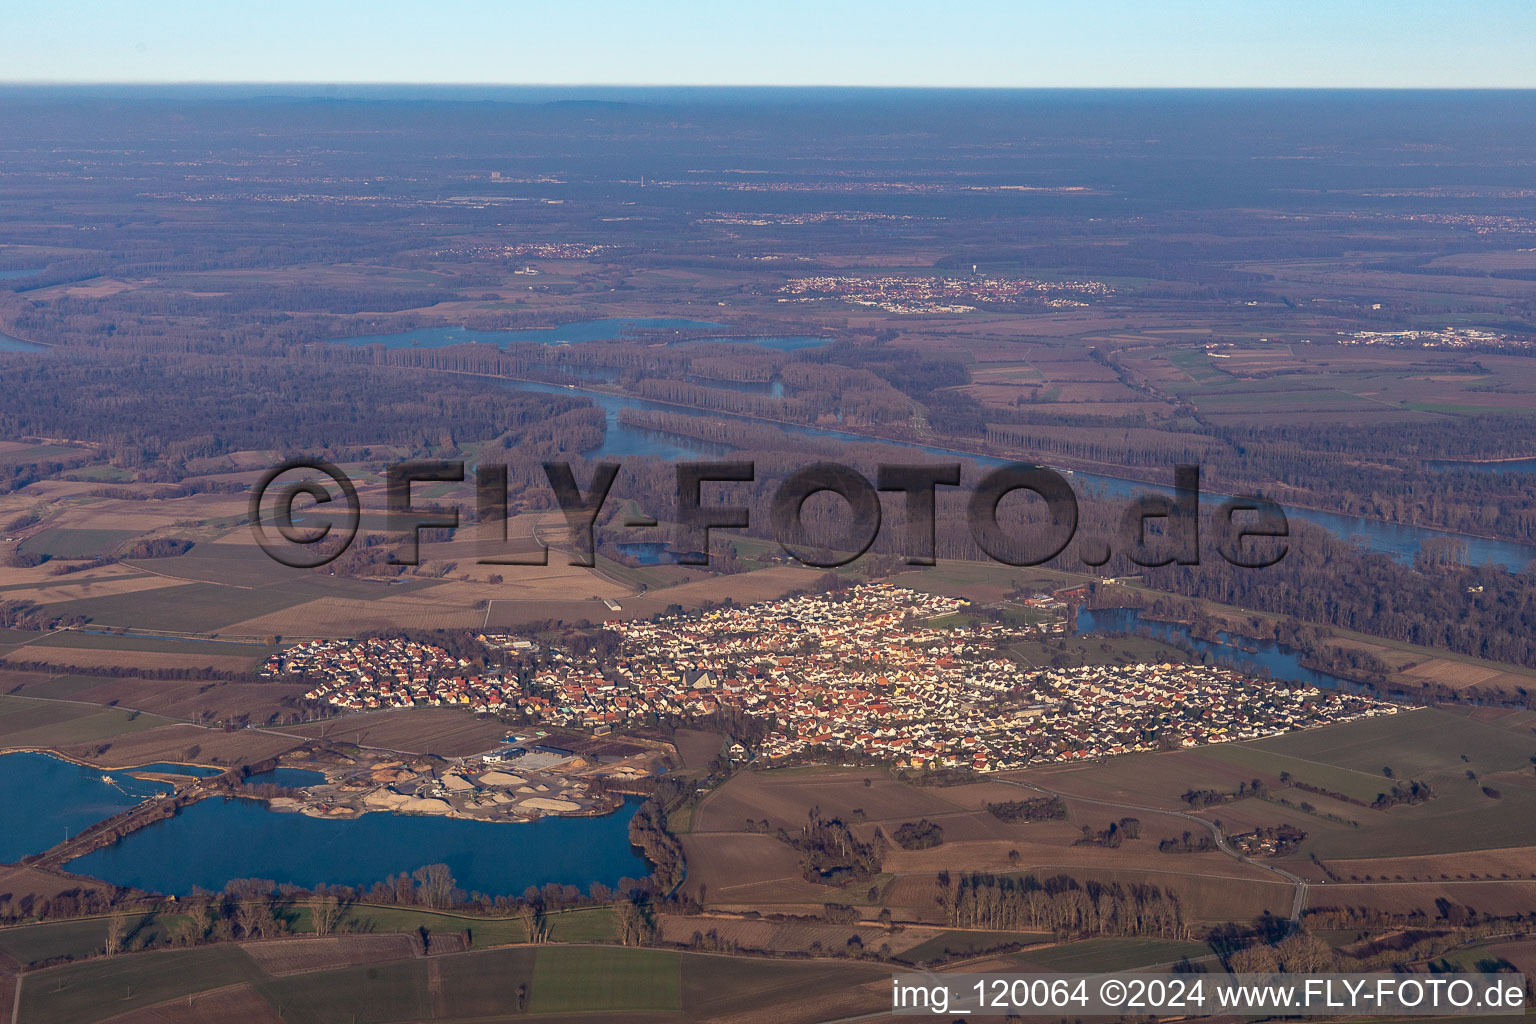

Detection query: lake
xmin=65 ymin=794 xmax=649 ymax=897
xmin=0 ymin=753 xmax=174 ymax=862
xmin=0 ymin=331 xmax=48 ymax=353
xmin=616 ymin=542 xmax=704 ymax=565
xmin=243 ymin=767 xmax=326 ymax=787
xmin=332 ymin=317 xmax=829 ymax=352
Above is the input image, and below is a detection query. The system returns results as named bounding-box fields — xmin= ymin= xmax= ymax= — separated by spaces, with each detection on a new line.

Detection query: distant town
xmin=267 ymin=584 xmax=1397 ymax=778
xmin=1336 ymin=326 xmax=1528 ymax=349
xmin=777 ymin=273 xmax=1112 ymax=314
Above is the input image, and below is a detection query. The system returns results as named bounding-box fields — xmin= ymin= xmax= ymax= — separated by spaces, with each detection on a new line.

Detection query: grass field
xmin=1014 ymin=936 xmax=1212 ymax=972
xmin=528 ymin=946 xmax=681 ymax=1013
xmin=896 ymin=929 xmax=1050 ymax=963
xmin=17 ymin=938 xmax=891 ymax=1024
xmin=287 ymin=707 xmax=512 ymax=757
xmin=27 ymin=630 xmax=277 ymax=661
xmin=0 ymin=914 xmax=169 ymax=967
xmin=19 ymin=945 xmax=267 ymax=1024
xmin=1199 ymin=741 xmax=1396 ymax=803
xmin=1238 ymin=708 xmax=1536 ymax=782
xmin=433 ymin=946 xmax=537 ymax=1018
xmin=18 ymin=528 xmax=138 ymax=559
xmin=254 ymin=958 xmax=429 ymax=1024
xmin=0 ymin=693 xmax=175 ymax=749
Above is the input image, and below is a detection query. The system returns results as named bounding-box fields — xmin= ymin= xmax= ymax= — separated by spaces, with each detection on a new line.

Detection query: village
xmin=263 ymin=584 xmax=1398 ymax=780
xmin=776 ymin=273 xmax=1112 ymax=313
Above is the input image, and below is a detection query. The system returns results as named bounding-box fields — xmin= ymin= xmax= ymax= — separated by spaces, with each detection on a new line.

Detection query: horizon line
xmin=3 ymin=81 xmax=1535 ymax=92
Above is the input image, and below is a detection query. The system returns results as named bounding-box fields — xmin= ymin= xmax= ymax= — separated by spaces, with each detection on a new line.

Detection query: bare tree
xmin=613 ymin=900 xmax=654 ymax=947
xmin=516 ymin=901 xmax=547 ymax=943
xmin=104 ymin=913 xmax=128 ymax=957
xmin=412 ymin=864 xmax=456 ymax=911
xmin=235 ymin=901 xmax=265 ymax=940
xmin=169 ymin=914 xmax=201 ymax=947
xmin=308 ymin=895 xmax=340 ymax=937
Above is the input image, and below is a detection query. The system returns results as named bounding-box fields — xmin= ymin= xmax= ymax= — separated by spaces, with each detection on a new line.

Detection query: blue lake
xmin=0 ymin=331 xmax=48 ymax=353
xmin=616 ymin=542 xmax=704 ymax=565
xmin=1076 ymin=607 xmax=1367 ymax=694
xmin=0 ymin=268 xmax=41 ymax=280
xmin=66 ymin=794 xmax=649 ymax=897
xmin=243 ymin=767 xmax=326 ymax=787
xmin=332 ymin=317 xmax=829 ymax=352
xmin=0 ymin=753 xmax=174 ymax=862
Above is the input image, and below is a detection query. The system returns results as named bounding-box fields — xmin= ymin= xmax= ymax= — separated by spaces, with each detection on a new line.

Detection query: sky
xmin=3 ymin=0 xmax=1534 ymax=89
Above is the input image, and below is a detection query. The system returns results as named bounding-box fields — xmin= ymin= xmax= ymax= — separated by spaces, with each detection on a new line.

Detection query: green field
xmin=257 ymin=959 xmax=429 ymax=1024
xmin=19 ymin=945 xmax=267 ymax=1024
xmin=897 ymin=929 xmax=1051 ymax=963
xmin=1244 ymin=709 xmax=1536 ymax=781
xmin=18 ymin=529 xmax=138 ymax=559
xmin=1212 ymin=709 xmax=1536 ymax=859
xmin=29 ymin=629 xmax=277 ymax=661
xmin=0 ymin=444 xmax=80 ymax=467
xmin=0 ymin=694 xmax=174 ymax=747
xmin=679 ymin=954 xmax=889 ymax=1019
xmin=1201 ymin=741 xmax=1396 ymax=803
xmin=15 ymin=938 xmax=895 ymax=1023
xmin=528 ymin=946 xmax=681 ymax=1013
xmin=433 ymin=947 xmax=538 ymax=1018
xmin=1015 ymin=937 xmax=1212 ymax=972
xmin=0 ymin=914 xmax=171 ymax=967
xmin=6 ymin=674 xmax=119 ymax=700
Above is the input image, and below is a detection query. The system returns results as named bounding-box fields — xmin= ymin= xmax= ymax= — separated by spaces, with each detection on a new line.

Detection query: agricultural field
xmin=527 ymin=946 xmax=681 ymax=1013
xmin=8 ymin=676 xmax=311 ymax=724
xmin=18 ymin=945 xmax=270 ymax=1024
xmin=1012 ymin=936 xmax=1214 ymax=972
xmin=49 ymin=722 xmax=299 ymax=769
xmin=250 ymin=958 xmax=429 ymax=1024
xmin=0 ymin=693 xmax=175 ymax=750
xmin=895 ymin=929 xmax=1051 ymax=964
xmin=0 ymin=914 xmax=167 ymax=967
xmin=10 ymin=939 xmax=897 ymax=1024
xmin=18 ymin=528 xmax=139 ymax=559
xmin=239 ymin=934 xmax=420 ymax=976
xmin=693 ymin=767 xmax=968 ymax=834
xmin=1236 ymin=708 xmax=1536 ymax=782
xmin=286 ymin=707 xmax=512 ymax=757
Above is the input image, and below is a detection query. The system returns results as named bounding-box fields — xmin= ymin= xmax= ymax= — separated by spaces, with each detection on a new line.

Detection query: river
xmin=322 ymin=319 xmax=1536 ymax=568
xmin=504 ymin=379 xmax=1536 ymax=570
xmin=1075 ymin=607 xmax=1368 ymax=694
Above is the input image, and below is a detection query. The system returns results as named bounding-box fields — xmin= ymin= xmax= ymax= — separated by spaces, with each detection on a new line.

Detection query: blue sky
xmin=3 ymin=0 xmax=1533 ymax=88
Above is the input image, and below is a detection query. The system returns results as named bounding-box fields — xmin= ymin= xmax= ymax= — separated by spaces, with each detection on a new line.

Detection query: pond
xmin=0 ymin=331 xmax=48 ymax=353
